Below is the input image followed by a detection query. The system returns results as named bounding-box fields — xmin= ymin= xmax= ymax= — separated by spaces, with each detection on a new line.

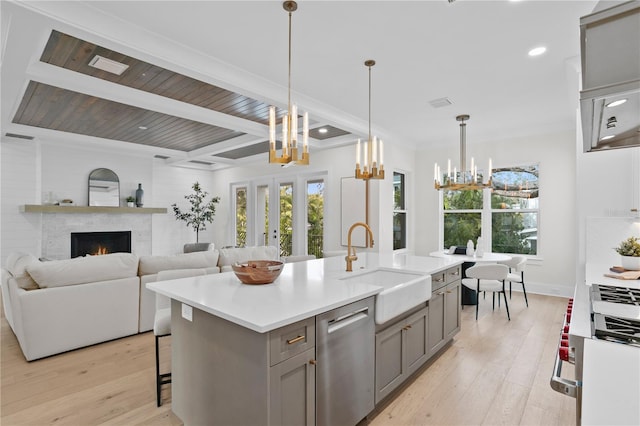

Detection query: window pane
xmin=393 ymin=172 xmax=407 ymax=250
xmin=492 ymin=212 xmax=537 ymax=254
xmin=307 ymin=180 xmax=324 ymax=258
xmin=491 ymin=165 xmax=539 ymax=202
xmin=393 ymin=172 xmax=405 ymax=210
xmin=444 ymin=212 xmax=481 ymax=249
xmin=279 ymin=183 xmax=293 ymax=257
xmin=235 ymin=187 xmax=247 ymax=247
xmin=393 ymin=212 xmax=406 ymax=250
xmin=444 ymin=190 xmax=483 ymax=210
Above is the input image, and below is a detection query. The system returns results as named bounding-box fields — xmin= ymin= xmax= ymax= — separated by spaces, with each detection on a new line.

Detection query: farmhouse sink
xmin=341 ymin=268 xmax=432 ymax=324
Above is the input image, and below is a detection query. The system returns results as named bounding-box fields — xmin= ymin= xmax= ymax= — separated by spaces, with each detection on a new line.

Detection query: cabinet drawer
xmin=445 ymin=265 xmax=461 ymax=284
xmin=431 ymin=271 xmax=447 ymax=292
xmin=269 ymin=317 xmax=315 ymax=366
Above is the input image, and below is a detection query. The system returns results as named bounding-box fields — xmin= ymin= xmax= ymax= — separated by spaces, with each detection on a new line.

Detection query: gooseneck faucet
xmin=345 ymin=222 xmax=374 ymax=272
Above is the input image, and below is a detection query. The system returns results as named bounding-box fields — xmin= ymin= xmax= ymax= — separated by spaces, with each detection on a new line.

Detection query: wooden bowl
xmin=231 ymin=260 xmax=284 ymax=285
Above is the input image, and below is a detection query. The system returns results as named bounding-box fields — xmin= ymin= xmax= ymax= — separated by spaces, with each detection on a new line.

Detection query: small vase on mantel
xmin=135 ymin=184 xmax=144 ymax=207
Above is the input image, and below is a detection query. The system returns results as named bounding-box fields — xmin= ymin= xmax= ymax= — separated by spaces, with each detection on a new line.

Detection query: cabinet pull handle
xmin=450 ymin=270 xmax=460 ymax=276
xmin=287 ymin=335 xmax=305 ymax=345
xmin=309 ymin=359 xmax=317 ymax=365
xmin=434 ymin=277 xmax=444 ymax=282
xmin=446 ymin=290 xmax=452 ymax=294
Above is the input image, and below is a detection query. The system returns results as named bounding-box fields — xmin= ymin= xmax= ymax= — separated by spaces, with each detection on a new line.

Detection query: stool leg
xmin=155 ymin=335 xmax=162 ymax=407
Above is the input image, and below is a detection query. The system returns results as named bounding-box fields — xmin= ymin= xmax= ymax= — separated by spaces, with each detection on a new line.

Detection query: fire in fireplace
xmin=70 ymin=231 xmax=132 ymax=258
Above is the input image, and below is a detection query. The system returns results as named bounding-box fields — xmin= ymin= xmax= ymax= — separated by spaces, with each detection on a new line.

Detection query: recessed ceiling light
xmin=606 ymin=99 xmax=627 ymax=108
xmin=600 ymin=135 xmax=616 ymax=141
xmin=318 ymin=128 xmax=328 ymax=134
xmin=138 ymin=126 xmax=148 ymax=130
xmin=528 ymin=46 xmax=547 ymax=57
xmin=88 ymin=55 xmax=129 ymax=75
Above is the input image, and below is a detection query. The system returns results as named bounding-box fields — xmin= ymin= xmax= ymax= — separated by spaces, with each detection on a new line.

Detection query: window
xmin=307 ymin=180 xmax=324 ymax=258
xmin=442 ymin=164 xmax=539 ymax=255
xmin=491 ymin=165 xmax=539 ymax=255
xmin=393 ymin=172 xmax=407 ymax=250
xmin=234 ymin=186 xmax=247 ymax=247
xmin=443 ymin=190 xmax=482 ymax=249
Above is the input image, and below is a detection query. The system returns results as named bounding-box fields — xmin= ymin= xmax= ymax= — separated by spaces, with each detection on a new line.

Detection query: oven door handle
xmin=550 ymin=349 xmax=579 ymax=398
xmin=550 ymin=316 xmax=580 ymax=399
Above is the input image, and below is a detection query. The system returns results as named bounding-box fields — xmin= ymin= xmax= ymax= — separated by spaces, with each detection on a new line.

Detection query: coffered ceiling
xmin=1 ymin=1 xmax=602 ymax=170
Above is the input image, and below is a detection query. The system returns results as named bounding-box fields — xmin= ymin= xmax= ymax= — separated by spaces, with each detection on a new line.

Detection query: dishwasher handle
xmin=327 ymin=307 xmax=369 ymax=334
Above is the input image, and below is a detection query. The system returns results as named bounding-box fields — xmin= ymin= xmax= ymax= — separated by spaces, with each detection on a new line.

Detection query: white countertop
xmin=429 ymin=250 xmax=511 ymax=263
xmin=147 ymin=252 xmax=463 ymax=333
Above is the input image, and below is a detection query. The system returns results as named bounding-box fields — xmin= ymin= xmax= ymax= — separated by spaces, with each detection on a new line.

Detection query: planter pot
xmin=184 ymin=243 xmax=214 ymax=253
xmin=127 ymin=202 xmax=135 ymax=208
xmin=621 ymin=255 xmax=640 ymax=271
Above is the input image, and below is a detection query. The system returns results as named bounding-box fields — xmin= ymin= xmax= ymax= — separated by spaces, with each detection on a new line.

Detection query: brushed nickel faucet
xmin=345 ymin=222 xmax=374 ymax=272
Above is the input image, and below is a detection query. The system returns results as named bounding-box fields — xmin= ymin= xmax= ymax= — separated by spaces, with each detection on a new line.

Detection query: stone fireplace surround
xmin=42 ymin=213 xmax=152 ymax=260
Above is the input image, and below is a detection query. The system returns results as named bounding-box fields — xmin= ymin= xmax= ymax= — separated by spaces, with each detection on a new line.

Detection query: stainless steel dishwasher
xmin=316 ymin=296 xmax=375 ymax=426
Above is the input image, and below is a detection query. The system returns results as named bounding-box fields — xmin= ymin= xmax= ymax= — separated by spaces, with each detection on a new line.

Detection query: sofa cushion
xmin=218 ymin=246 xmax=279 ymax=272
xmin=138 ymin=250 xmax=220 ymax=276
xmin=26 ymin=253 xmax=139 ymax=289
xmin=5 ymin=252 xmax=41 ymax=290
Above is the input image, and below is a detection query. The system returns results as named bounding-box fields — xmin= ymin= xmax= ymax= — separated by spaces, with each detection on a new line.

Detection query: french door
xmin=232 ymin=174 xmax=325 ymax=257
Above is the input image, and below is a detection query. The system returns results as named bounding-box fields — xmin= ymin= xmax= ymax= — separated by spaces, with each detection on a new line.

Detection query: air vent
xmin=88 ymin=55 xmax=129 ymax=75
xmin=154 ymin=155 xmax=170 ymax=159
xmin=5 ymin=133 xmax=34 ymax=140
xmin=429 ymin=97 xmax=453 ymax=108
xmin=189 ymin=160 xmax=214 ymax=166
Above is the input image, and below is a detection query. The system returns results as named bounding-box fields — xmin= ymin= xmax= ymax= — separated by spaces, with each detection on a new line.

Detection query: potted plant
xmin=172 ymin=182 xmax=220 ymax=252
xmin=126 ymin=196 xmax=136 ymax=208
xmin=615 ymin=236 xmax=640 ymax=270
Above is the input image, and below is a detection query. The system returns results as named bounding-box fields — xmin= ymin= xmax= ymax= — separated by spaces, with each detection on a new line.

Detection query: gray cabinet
xmin=375 ymin=306 xmax=428 ymax=404
xmin=171 ymin=303 xmax=316 ymax=426
xmin=428 ymin=265 xmax=461 ymax=357
xmin=269 ymin=348 xmax=316 ymax=426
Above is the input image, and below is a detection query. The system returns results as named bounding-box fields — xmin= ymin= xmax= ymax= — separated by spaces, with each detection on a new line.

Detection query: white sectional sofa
xmin=2 ymin=252 xmax=140 ymax=361
xmin=1 ymin=246 xmax=280 ymax=361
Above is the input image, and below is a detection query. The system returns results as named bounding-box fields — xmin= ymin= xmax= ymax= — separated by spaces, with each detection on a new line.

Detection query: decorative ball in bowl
xmin=232 ymin=260 xmax=284 ymax=285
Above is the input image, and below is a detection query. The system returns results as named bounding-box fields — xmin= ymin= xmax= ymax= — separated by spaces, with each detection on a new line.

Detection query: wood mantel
xmin=20 ymin=205 xmax=167 ymax=214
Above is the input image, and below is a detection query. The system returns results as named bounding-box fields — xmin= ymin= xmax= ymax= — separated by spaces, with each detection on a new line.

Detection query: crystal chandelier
xmin=434 ymin=114 xmax=492 ymax=190
xmin=355 ymin=60 xmax=384 ymax=180
xmin=269 ymin=1 xmax=309 ymax=166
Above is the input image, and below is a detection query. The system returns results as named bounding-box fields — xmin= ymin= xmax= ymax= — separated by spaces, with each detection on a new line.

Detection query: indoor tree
xmin=171 ymin=182 xmax=220 ymax=243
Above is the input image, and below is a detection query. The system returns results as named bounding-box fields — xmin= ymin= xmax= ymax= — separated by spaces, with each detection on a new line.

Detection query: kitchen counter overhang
xmin=146 ymin=252 xmax=463 ymax=333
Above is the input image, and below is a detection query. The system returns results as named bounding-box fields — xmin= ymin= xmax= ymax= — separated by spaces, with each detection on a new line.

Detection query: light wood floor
xmin=1 ymin=292 xmax=576 ymax=425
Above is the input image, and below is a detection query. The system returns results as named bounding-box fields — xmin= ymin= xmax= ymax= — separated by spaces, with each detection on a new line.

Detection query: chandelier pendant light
xmin=355 ymin=60 xmax=384 ymax=180
xmin=269 ymin=1 xmax=309 ymax=166
xmin=434 ymin=114 xmax=492 ymax=190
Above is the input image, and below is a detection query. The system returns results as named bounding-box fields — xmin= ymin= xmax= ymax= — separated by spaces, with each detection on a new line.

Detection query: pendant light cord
xmin=288 ymin=10 xmax=292 ymax=116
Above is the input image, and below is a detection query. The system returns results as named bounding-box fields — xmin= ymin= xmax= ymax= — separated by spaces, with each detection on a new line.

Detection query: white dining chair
xmin=461 ymin=264 xmax=510 ymax=320
xmin=499 ymin=256 xmax=529 ymax=307
xmin=154 ymin=268 xmax=206 ymax=406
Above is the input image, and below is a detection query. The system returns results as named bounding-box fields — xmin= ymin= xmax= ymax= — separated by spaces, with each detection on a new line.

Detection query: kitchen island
xmin=147 ymin=252 xmax=463 ymax=425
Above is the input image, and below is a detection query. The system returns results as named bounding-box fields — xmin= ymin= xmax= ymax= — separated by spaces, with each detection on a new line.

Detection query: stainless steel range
xmin=551 ymin=267 xmax=640 ymax=425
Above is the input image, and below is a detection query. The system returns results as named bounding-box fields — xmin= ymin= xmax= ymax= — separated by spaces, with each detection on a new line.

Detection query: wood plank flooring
xmin=1 ymin=292 xmax=576 ymax=425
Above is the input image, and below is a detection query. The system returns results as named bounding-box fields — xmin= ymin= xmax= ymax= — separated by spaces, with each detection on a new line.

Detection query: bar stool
xmin=154 ymin=268 xmax=206 ymax=406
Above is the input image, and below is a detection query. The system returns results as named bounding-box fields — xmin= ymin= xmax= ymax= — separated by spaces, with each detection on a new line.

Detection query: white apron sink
xmin=341 ymin=268 xmax=432 ymax=324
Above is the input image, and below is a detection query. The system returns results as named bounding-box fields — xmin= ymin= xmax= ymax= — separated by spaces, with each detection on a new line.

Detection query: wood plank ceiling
xmin=11 ymin=30 xmax=351 ymax=160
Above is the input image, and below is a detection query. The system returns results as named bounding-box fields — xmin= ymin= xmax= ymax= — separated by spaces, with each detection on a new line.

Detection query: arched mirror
xmin=88 ymin=168 xmax=120 ymax=207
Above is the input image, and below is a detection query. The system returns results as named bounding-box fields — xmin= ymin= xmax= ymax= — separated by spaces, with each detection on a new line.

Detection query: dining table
xmin=429 ymin=250 xmax=512 ymax=305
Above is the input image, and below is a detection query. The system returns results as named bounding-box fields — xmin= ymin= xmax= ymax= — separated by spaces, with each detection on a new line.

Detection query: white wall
xmin=415 ymin=130 xmax=578 ymax=297
xmin=576 ymin=144 xmax=640 ymax=286
xmin=0 ymin=138 xmax=222 ymax=262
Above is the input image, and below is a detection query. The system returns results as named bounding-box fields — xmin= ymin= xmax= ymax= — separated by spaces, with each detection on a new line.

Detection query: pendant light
xmin=355 ymin=60 xmax=384 ymax=180
xmin=269 ymin=1 xmax=309 ymax=166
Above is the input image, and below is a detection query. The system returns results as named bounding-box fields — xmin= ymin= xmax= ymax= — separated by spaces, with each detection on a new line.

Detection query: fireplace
xmin=70 ymin=231 xmax=132 ymax=258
